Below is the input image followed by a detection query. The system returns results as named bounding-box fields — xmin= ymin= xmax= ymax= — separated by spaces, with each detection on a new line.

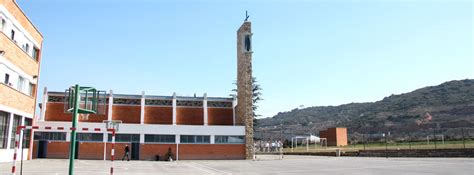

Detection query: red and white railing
xmin=11 ymin=126 xmax=116 ymax=175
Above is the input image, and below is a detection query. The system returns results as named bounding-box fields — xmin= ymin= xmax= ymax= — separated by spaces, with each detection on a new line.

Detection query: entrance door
xmin=131 ymin=142 xmax=139 ymax=160
xmin=74 ymin=141 xmax=79 ymax=159
xmin=37 ymin=140 xmax=47 ymax=158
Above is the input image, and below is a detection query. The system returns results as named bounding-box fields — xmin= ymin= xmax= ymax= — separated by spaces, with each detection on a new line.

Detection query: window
xmin=77 ymin=133 xmax=103 ymax=142
xmin=32 ymin=47 xmax=40 ymax=61
xmin=28 ymin=83 xmax=34 ymax=96
xmin=145 ymin=134 xmax=175 ymax=143
xmin=108 ymin=134 xmax=140 ymax=143
xmin=25 ymin=44 xmax=30 ymax=53
xmin=4 ymin=74 xmax=9 ymax=84
xmin=22 ymin=118 xmax=32 ymax=148
xmin=244 ymin=34 xmax=252 ymax=52
xmin=10 ymin=30 xmax=15 ymax=40
xmin=0 ymin=19 xmax=5 ymax=32
xmin=34 ymin=132 xmax=66 ymax=141
xmin=215 ymin=135 xmax=244 ymax=144
xmin=10 ymin=115 xmax=21 ymax=148
xmin=0 ymin=111 xmax=9 ymax=149
xmin=180 ymin=135 xmax=210 ymax=144
xmin=17 ymin=76 xmax=24 ymax=91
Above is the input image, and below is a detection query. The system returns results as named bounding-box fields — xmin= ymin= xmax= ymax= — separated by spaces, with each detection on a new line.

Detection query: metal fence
xmin=348 ymin=127 xmax=474 ymax=150
xmin=284 ymin=127 xmax=474 ymax=152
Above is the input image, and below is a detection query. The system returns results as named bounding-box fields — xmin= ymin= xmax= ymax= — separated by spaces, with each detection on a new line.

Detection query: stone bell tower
xmin=236 ymin=20 xmax=253 ymax=159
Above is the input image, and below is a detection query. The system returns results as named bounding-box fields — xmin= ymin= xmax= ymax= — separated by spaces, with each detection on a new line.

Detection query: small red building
xmin=319 ymin=127 xmax=348 ymax=146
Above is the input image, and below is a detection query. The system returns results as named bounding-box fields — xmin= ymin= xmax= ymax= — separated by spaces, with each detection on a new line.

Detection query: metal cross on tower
xmin=245 ymin=10 xmax=250 ymax=21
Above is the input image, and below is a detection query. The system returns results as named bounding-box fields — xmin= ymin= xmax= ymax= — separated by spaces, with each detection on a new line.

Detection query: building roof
xmin=47 ymin=91 xmax=233 ymax=102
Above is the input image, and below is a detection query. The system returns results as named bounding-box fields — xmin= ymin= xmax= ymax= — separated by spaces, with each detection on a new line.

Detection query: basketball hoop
xmin=64 ymin=87 xmax=107 ymax=115
xmin=103 ymin=120 xmax=122 ymax=132
xmin=79 ymin=113 xmax=90 ymax=120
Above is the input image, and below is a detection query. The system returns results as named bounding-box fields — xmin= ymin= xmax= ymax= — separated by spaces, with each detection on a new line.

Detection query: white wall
xmin=34 ymin=121 xmax=245 ymax=143
xmin=0 ymin=149 xmax=29 ymax=162
xmin=0 ymin=56 xmax=35 ymax=96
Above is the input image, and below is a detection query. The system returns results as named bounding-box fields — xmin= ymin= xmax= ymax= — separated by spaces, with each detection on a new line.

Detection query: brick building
xmin=319 ymin=127 xmax=348 ymax=146
xmin=30 ymin=21 xmax=254 ymax=160
xmin=33 ymin=91 xmax=245 ymax=160
xmin=0 ymin=0 xmax=43 ymax=162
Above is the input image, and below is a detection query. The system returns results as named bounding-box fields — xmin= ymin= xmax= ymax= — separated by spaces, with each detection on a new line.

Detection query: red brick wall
xmin=335 ymin=128 xmax=348 ymax=146
xmin=140 ymin=144 xmax=176 ymax=160
xmin=45 ymin=103 xmax=71 ymax=122
xmin=144 ymin=107 xmax=172 ymax=124
xmin=112 ymin=106 xmax=140 ymax=124
xmin=178 ymin=144 xmax=245 ymax=160
xmin=0 ymin=84 xmax=36 ymax=114
xmin=105 ymin=143 xmax=129 ymax=160
xmin=207 ymin=108 xmax=233 ymax=125
xmin=320 ymin=128 xmax=337 ymax=146
xmin=78 ymin=142 xmax=105 ymax=160
xmin=32 ymin=141 xmax=245 ymax=160
xmin=45 ymin=102 xmax=108 ymax=122
xmin=176 ymin=107 xmax=203 ymax=125
xmin=32 ymin=141 xmax=38 ymax=158
xmin=46 ymin=141 xmax=69 ymax=159
xmin=80 ymin=107 xmax=108 ymax=123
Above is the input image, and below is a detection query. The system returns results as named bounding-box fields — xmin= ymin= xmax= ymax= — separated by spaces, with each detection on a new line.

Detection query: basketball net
xmin=104 ymin=120 xmax=121 ymax=131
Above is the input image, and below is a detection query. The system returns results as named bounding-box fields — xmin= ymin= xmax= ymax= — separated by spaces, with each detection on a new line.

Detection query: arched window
xmin=244 ymin=35 xmax=251 ymax=52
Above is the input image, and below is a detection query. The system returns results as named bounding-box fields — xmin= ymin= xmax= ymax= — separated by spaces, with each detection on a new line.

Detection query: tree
xmin=232 ymin=76 xmax=263 ymax=127
xmin=251 ymin=77 xmax=263 ymax=126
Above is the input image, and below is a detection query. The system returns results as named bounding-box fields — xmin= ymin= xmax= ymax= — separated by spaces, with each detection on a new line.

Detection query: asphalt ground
xmin=1 ymin=155 xmax=473 ymax=175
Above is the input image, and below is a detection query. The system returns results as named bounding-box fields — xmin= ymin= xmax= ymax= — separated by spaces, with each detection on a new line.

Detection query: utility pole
xmin=408 ymin=134 xmax=411 ymax=150
xmin=462 ymin=128 xmax=466 ymax=149
xmin=280 ymin=120 xmax=283 ymax=142
xmin=363 ymin=134 xmax=366 ymax=150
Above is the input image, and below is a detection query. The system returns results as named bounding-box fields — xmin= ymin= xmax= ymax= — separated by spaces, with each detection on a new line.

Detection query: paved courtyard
xmin=1 ymin=156 xmax=473 ymax=175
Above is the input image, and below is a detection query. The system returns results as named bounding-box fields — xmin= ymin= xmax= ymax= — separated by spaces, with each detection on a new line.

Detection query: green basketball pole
xmin=68 ymin=84 xmax=80 ymax=175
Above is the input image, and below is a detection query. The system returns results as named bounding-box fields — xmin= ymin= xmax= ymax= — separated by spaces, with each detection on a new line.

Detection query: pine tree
xmin=232 ymin=77 xmax=263 ymax=127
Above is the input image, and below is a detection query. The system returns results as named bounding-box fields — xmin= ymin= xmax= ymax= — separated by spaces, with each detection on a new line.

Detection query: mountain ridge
xmin=256 ymin=79 xmax=474 ymax=139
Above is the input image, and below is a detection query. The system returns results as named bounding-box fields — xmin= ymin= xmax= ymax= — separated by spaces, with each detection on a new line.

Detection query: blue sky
xmin=17 ymin=0 xmax=473 ymax=118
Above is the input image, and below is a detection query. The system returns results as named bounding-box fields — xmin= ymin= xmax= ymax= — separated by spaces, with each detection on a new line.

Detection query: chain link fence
xmin=284 ymin=127 xmax=474 ymax=152
xmin=349 ymin=127 xmax=474 ymax=151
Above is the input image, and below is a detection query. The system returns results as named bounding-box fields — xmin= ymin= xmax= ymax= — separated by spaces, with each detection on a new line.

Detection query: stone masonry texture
xmin=236 ymin=21 xmax=253 ymax=159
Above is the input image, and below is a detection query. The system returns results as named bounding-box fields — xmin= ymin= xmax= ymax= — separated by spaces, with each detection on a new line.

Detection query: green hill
xmin=257 ymin=79 xmax=474 ymax=139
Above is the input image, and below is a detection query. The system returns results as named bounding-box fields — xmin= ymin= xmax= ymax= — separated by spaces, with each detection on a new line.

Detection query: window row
xmin=32 ymin=132 xmax=244 ymax=144
xmin=33 ymin=131 xmax=66 ymax=141
xmin=0 ymin=111 xmax=31 ymax=149
xmin=0 ymin=64 xmax=35 ymax=96
xmin=0 ymin=13 xmax=40 ymax=61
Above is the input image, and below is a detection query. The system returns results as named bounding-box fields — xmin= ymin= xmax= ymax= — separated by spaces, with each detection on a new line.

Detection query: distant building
xmin=319 ymin=127 xmax=347 ymax=146
xmin=0 ymin=0 xmax=44 ymax=162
